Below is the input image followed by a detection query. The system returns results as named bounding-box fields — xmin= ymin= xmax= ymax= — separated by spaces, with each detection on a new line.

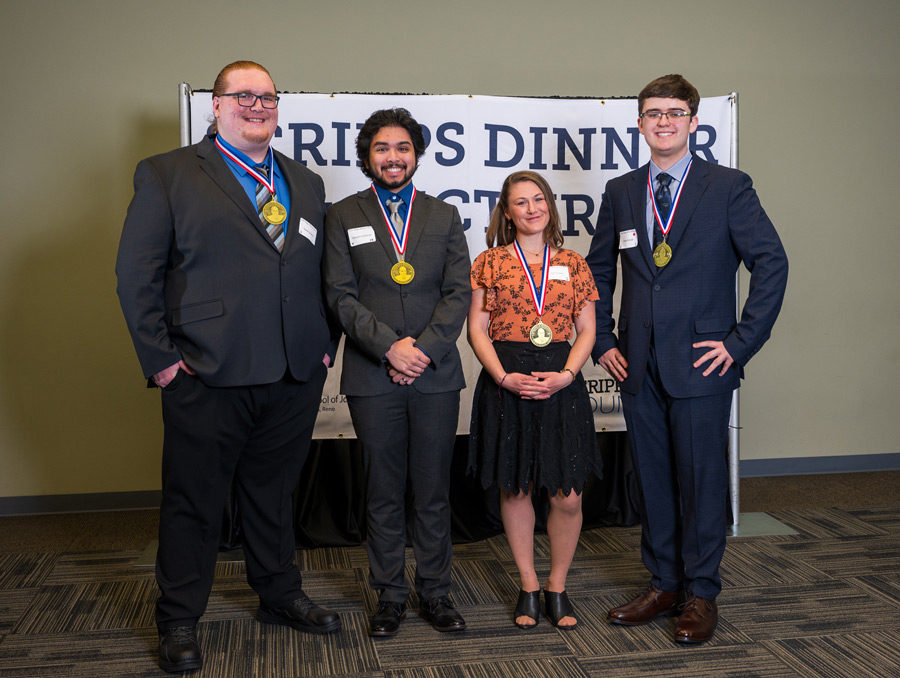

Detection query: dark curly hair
xmin=356 ymin=108 xmax=426 ymax=179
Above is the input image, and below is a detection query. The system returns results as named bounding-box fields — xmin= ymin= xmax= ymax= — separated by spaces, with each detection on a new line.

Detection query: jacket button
xmin=654 ymin=284 xmax=661 ymax=291
xmin=282 ymin=296 xmax=290 ymax=302
xmin=644 ymin=321 xmax=651 ymax=328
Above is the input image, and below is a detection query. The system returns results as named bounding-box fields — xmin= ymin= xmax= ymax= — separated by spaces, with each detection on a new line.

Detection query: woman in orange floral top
xmin=467 ymin=171 xmax=602 ymax=630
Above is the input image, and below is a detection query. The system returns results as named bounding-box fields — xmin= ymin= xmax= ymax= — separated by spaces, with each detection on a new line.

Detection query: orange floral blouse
xmin=470 ymin=246 xmax=599 ymax=343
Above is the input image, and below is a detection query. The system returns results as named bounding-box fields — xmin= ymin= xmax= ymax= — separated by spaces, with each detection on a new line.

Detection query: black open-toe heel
xmin=513 ymin=590 xmax=540 ymax=629
xmin=544 ymin=589 xmax=577 ymax=630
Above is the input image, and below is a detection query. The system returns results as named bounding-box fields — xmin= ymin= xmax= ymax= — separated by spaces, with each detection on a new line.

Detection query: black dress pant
xmin=155 ymin=365 xmax=326 ymax=630
xmin=348 ymin=387 xmax=459 ymax=604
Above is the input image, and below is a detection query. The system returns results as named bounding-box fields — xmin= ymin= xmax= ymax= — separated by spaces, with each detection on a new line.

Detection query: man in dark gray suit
xmin=587 ymin=74 xmax=788 ymax=645
xmin=323 ymin=108 xmax=471 ymax=637
xmin=116 ymin=61 xmax=340 ymax=674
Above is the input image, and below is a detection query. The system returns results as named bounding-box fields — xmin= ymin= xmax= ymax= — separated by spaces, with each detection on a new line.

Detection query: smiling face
xmin=212 ymin=67 xmax=278 ymax=160
xmin=638 ymin=96 xmax=699 ymax=169
xmin=365 ymin=126 xmax=418 ymax=191
xmin=505 ymin=180 xmax=550 ymax=239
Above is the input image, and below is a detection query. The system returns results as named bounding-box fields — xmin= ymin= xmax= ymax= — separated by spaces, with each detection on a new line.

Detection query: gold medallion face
xmin=262 ymin=200 xmax=287 ymax=225
xmin=653 ymin=241 xmax=672 ymax=268
xmin=391 ymin=261 xmax=415 ymax=284
xmin=529 ymin=322 xmax=552 ymax=347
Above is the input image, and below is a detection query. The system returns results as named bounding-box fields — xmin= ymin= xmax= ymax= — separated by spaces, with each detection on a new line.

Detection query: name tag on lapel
xmin=298 ymin=218 xmax=317 ymax=245
xmin=348 ymin=226 xmax=376 ymax=247
xmin=619 ymin=229 xmax=638 ymax=249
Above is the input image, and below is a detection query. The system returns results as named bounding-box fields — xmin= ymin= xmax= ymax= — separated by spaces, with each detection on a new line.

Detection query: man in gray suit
xmin=116 ymin=61 xmax=340 ymax=674
xmin=323 ymin=108 xmax=471 ymax=637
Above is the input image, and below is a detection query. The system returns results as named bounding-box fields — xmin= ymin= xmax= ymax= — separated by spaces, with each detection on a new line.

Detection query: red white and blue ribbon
xmin=372 ymin=184 xmax=417 ymax=258
xmin=512 ymin=241 xmax=550 ymax=319
xmin=214 ymin=136 xmax=276 ymax=198
xmin=648 ymin=157 xmax=693 ymax=240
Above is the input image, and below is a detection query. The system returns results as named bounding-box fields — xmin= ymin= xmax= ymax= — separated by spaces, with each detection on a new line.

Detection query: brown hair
xmin=485 ymin=171 xmax=563 ymax=249
xmin=209 ymin=61 xmax=275 ymax=135
xmin=638 ymin=74 xmax=700 ymax=117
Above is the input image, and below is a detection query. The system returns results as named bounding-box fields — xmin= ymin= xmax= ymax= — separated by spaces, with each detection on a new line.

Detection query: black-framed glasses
xmin=640 ymin=110 xmax=691 ymax=121
xmin=219 ymin=92 xmax=280 ymax=109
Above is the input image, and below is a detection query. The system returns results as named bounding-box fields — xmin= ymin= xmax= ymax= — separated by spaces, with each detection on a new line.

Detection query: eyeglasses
xmin=219 ymin=92 xmax=280 ymax=109
xmin=640 ymin=110 xmax=691 ymax=122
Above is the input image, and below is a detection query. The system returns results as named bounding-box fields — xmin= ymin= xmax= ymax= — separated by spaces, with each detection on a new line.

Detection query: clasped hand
xmin=501 ymin=371 xmax=571 ymax=400
xmin=386 ymin=336 xmax=430 ymax=385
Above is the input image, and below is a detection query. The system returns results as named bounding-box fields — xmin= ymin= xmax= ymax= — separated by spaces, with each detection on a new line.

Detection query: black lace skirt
xmin=468 ymin=341 xmax=602 ymax=495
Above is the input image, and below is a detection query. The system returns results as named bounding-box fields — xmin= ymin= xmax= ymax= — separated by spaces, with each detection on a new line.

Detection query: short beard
xmin=372 ymin=163 xmax=418 ymax=191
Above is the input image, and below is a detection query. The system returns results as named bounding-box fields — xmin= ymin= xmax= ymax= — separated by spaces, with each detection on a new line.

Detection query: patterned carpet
xmin=1 ymin=482 xmax=899 ymax=677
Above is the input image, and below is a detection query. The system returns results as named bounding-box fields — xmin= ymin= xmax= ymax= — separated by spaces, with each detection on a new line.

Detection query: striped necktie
xmin=256 ymin=165 xmax=284 ymax=252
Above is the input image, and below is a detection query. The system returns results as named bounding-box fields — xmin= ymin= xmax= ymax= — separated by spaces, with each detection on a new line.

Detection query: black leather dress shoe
xmin=257 ymin=591 xmax=342 ymax=635
xmin=369 ymin=601 xmax=407 ymax=637
xmin=419 ymin=596 xmax=466 ymax=632
xmin=158 ymin=625 xmax=202 ymax=673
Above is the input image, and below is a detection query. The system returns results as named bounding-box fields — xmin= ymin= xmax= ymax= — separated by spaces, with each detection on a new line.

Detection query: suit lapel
xmin=663 ymin=156 xmax=710 ymax=256
xmin=404 ymin=190 xmax=431 ymax=260
xmin=198 ymin=136 xmax=280 ymax=251
xmin=277 ymin=150 xmax=299 ymax=253
xmin=629 ymin=167 xmax=656 ymax=272
xmin=358 ymin=188 xmax=398 ymax=263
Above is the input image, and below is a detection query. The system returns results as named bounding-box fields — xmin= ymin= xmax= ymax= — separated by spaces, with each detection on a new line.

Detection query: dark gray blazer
xmin=587 ymin=157 xmax=788 ymax=398
xmin=116 ymin=134 xmax=335 ymax=388
xmin=323 ymin=187 xmax=471 ymax=397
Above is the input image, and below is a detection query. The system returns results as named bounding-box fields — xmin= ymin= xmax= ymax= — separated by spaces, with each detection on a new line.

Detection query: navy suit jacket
xmin=116 ymin=134 xmax=336 ymax=388
xmin=323 ymin=187 xmax=471 ymax=397
xmin=586 ymin=156 xmax=788 ymax=399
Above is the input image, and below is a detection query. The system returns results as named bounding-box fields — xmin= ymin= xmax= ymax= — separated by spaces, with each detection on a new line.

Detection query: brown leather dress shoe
xmin=607 ymin=585 xmax=679 ymax=626
xmin=674 ymin=596 xmax=718 ymax=644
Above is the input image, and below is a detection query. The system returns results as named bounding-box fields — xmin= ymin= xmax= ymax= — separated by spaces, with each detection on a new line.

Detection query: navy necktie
xmin=654 ymin=172 xmax=673 ymax=248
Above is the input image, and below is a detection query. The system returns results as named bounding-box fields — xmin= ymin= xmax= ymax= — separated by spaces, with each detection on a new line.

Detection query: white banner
xmin=187 ymin=92 xmax=734 ymax=437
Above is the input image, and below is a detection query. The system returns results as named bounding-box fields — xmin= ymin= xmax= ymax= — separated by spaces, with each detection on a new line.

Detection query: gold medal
xmin=529 ymin=322 xmax=552 ymax=347
xmin=391 ymin=261 xmax=415 ymax=285
xmin=653 ymin=241 xmax=672 ymax=268
xmin=262 ymin=200 xmax=287 ymax=225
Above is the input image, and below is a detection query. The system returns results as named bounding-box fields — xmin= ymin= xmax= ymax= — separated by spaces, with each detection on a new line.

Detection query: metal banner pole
xmin=179 ymin=83 xmax=192 ymax=147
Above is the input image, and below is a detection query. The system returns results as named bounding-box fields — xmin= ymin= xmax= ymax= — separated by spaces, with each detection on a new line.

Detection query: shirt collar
xmin=650 ymin=152 xmax=692 ymax=185
xmin=215 ymin=134 xmax=280 ymax=177
xmin=372 ymin=181 xmax=414 ymax=207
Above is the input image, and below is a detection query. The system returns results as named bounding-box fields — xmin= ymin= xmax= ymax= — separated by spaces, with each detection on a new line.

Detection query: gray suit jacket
xmin=323 ymin=187 xmax=471 ymax=396
xmin=116 ymin=134 xmax=335 ymax=387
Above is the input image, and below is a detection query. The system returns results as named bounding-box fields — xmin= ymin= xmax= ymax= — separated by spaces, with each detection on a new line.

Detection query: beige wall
xmin=1 ymin=0 xmax=898 ymax=499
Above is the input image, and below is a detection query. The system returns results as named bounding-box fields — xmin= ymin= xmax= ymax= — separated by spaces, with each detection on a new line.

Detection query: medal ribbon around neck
xmin=372 ymin=184 xmax=417 ymax=260
xmin=512 ymin=240 xmax=550 ymax=320
xmin=215 ymin=137 xmax=277 ymax=199
xmin=648 ymin=157 xmax=693 ymax=241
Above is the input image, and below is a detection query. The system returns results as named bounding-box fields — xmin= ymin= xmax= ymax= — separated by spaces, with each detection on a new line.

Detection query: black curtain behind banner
xmin=220 ymin=432 xmax=641 ymax=551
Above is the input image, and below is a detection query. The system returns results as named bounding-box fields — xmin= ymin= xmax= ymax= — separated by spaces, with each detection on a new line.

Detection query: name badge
xmin=348 ymin=226 xmax=376 ymax=247
xmin=549 ymin=265 xmax=570 ymax=281
xmin=298 ymin=218 xmax=317 ymax=246
xmin=619 ymin=229 xmax=638 ymax=249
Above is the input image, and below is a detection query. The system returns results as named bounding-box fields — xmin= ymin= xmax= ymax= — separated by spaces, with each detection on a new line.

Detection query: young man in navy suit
xmin=117 ymin=61 xmax=340 ymax=673
xmin=587 ymin=74 xmax=788 ymax=644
